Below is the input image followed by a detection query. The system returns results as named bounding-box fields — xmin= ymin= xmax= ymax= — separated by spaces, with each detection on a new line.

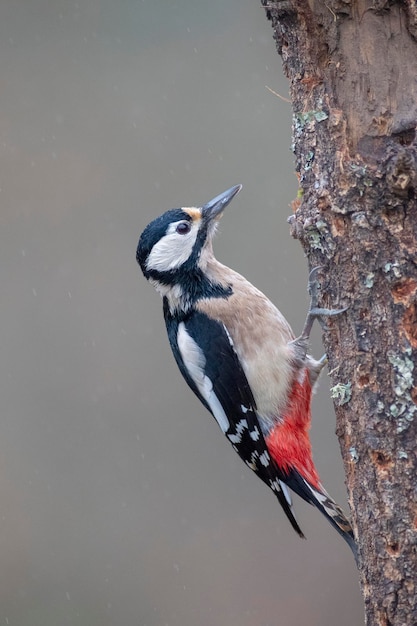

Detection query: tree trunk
xmin=261 ymin=1 xmax=417 ymax=624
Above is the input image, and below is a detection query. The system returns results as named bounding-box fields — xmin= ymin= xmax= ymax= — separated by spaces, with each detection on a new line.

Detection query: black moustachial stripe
xmin=160 ymin=266 xmax=233 ymax=305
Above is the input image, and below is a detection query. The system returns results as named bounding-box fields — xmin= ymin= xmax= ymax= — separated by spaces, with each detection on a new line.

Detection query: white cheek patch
xmin=177 ymin=323 xmax=230 ymax=433
xmin=146 ymin=220 xmax=199 ymax=273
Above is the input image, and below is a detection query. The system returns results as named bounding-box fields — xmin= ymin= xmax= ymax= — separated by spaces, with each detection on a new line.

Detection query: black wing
xmin=164 ymin=302 xmax=304 ymax=537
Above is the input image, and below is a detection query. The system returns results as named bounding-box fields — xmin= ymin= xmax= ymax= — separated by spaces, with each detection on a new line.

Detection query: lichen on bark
xmin=261 ymin=1 xmax=417 ymax=624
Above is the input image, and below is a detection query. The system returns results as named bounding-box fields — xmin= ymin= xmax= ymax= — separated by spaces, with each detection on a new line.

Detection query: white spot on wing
xmin=177 ymin=323 xmax=230 ymax=432
xmin=227 ymin=418 xmax=248 ymax=444
xmin=259 ymin=451 xmax=270 ymax=467
xmin=250 ymin=451 xmax=259 ymax=466
xmin=249 ymin=425 xmax=260 ymax=441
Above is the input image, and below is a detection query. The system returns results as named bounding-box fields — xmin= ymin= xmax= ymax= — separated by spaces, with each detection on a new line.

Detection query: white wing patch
xmin=177 ymin=322 xmax=230 ymax=432
xmin=146 ymin=219 xmax=199 ymax=273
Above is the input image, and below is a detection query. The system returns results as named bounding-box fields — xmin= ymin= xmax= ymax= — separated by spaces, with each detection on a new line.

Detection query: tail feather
xmin=270 ymin=477 xmax=306 ymax=539
xmin=283 ymin=468 xmax=358 ymax=563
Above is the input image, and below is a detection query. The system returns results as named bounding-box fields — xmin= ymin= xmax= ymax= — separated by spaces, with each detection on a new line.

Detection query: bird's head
xmin=136 ymin=185 xmax=242 ymax=285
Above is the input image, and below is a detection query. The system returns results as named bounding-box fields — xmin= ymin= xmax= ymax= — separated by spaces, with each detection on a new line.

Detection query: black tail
xmin=283 ymin=469 xmax=358 ymax=565
xmin=270 ymin=477 xmax=306 ymax=539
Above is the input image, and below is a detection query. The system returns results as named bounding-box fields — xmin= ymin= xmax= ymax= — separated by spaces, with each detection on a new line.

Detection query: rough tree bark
xmin=261 ymin=1 xmax=417 ymax=624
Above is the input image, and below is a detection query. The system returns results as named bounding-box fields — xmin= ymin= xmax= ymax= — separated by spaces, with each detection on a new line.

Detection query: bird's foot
xmin=300 ymin=266 xmax=347 ymax=341
xmin=290 ymin=267 xmax=346 ymax=363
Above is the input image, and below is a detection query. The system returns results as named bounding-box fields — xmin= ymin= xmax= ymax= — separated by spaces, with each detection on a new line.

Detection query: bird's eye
xmin=176 ymin=222 xmax=191 ymax=235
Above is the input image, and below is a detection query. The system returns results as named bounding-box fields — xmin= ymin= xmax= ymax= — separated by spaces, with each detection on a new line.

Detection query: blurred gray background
xmin=0 ymin=1 xmax=363 ymax=624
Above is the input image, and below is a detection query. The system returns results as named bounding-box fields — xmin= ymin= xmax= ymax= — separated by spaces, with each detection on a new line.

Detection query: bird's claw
xmin=308 ymin=306 xmax=348 ymax=318
xmin=300 ymin=266 xmax=347 ymax=341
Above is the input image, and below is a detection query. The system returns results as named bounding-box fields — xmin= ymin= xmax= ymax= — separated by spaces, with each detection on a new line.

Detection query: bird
xmin=136 ymin=184 xmax=357 ymax=560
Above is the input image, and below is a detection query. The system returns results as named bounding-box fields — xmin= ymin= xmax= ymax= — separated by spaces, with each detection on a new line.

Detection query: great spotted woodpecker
xmin=136 ymin=185 xmax=356 ymax=559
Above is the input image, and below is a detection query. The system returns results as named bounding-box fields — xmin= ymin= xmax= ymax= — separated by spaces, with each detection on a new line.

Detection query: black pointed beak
xmin=201 ymin=184 xmax=242 ymax=221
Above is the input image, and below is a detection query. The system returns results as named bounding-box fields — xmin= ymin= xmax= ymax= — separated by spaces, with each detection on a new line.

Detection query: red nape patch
xmin=265 ymin=370 xmax=321 ymax=490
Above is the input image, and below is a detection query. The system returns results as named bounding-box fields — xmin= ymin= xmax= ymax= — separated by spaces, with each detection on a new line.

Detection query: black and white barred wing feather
xmin=164 ymin=304 xmax=304 ymax=537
